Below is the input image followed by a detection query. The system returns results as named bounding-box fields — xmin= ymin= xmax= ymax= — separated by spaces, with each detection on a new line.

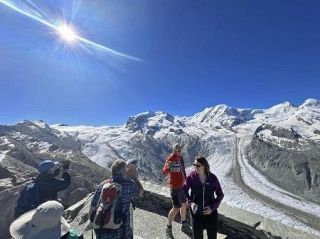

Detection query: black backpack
xmin=14 ymin=179 xmax=41 ymax=218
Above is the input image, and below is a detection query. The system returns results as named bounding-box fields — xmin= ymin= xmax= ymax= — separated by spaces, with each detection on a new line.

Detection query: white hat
xmin=10 ymin=201 xmax=70 ymax=239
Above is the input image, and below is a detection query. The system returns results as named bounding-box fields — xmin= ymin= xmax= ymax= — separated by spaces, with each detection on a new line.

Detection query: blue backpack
xmin=14 ymin=179 xmax=41 ymax=218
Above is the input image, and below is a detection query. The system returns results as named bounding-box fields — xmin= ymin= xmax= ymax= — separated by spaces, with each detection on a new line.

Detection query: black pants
xmin=192 ymin=211 xmax=218 ymax=239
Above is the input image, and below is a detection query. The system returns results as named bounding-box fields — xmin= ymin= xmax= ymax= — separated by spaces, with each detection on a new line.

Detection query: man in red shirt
xmin=163 ymin=144 xmax=192 ymax=238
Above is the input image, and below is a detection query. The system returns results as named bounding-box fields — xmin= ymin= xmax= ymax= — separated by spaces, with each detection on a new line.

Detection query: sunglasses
xmin=193 ymin=163 xmax=202 ymax=168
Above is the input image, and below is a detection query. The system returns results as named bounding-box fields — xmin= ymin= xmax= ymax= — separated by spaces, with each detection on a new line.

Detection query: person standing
xmin=15 ymin=159 xmax=71 ymax=218
xmin=183 ymin=156 xmax=224 ymax=239
xmin=163 ymin=143 xmax=192 ymax=239
xmin=90 ymin=159 xmax=144 ymax=239
xmin=36 ymin=159 xmax=71 ymax=203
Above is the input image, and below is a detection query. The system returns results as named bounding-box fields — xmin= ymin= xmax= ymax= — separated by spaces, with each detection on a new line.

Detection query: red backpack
xmin=92 ymin=180 xmax=123 ymax=230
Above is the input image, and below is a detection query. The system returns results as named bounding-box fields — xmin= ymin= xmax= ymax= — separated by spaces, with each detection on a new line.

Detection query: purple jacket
xmin=183 ymin=170 xmax=224 ymax=212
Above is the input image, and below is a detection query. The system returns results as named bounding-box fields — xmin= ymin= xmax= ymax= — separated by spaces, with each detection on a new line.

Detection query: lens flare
xmin=57 ymin=24 xmax=78 ymax=43
xmin=0 ymin=0 xmax=141 ymax=61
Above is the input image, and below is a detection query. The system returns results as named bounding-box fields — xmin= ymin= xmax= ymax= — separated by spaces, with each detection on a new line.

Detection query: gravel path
xmin=134 ymin=208 xmax=226 ymax=239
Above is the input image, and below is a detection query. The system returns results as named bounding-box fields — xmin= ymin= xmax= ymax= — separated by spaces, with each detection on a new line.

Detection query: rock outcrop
xmin=246 ymin=124 xmax=320 ymax=204
xmin=0 ymin=121 xmax=110 ymax=239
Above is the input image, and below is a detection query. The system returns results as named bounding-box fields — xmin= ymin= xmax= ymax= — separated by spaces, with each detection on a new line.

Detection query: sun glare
xmin=57 ymin=24 xmax=78 ymax=43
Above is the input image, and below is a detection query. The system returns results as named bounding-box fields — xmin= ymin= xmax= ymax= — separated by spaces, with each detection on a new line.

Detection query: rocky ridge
xmin=0 ymin=121 xmax=110 ymax=238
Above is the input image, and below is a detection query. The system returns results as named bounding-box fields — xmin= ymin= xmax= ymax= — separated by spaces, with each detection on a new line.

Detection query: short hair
xmin=111 ymin=159 xmax=127 ymax=175
xmin=173 ymin=143 xmax=182 ymax=151
xmin=195 ymin=156 xmax=210 ymax=174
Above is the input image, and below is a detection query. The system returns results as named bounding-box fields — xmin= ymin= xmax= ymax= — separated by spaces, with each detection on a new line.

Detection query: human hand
xmin=139 ymin=188 xmax=144 ymax=198
xmin=126 ymin=164 xmax=137 ymax=179
xmin=62 ymin=159 xmax=70 ymax=169
xmin=53 ymin=168 xmax=61 ymax=177
xmin=203 ymin=206 xmax=212 ymax=215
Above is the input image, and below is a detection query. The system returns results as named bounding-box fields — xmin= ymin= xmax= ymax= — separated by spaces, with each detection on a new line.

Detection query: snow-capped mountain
xmin=1 ymin=98 xmax=320 ymax=238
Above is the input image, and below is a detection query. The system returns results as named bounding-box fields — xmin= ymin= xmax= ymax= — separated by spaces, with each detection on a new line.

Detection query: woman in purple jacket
xmin=183 ymin=156 xmax=224 ymax=239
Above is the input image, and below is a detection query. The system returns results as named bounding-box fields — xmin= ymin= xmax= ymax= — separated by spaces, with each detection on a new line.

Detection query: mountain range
xmin=1 ymin=98 xmax=320 ymax=238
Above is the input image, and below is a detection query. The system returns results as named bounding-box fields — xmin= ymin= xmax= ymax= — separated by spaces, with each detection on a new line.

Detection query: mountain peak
xmin=300 ymin=98 xmax=320 ymax=108
xmin=265 ymin=101 xmax=296 ymax=115
xmin=16 ymin=120 xmax=51 ymax=131
xmin=126 ymin=111 xmax=174 ymax=132
xmin=195 ymin=104 xmax=237 ymax=120
xmin=190 ymin=104 xmax=257 ymax=128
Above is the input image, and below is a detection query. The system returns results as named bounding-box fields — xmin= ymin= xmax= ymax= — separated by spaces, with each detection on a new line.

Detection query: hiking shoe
xmin=166 ymin=225 xmax=174 ymax=239
xmin=181 ymin=223 xmax=192 ymax=236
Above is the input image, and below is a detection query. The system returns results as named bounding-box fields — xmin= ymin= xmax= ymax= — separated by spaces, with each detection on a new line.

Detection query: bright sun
xmin=57 ymin=24 xmax=78 ymax=43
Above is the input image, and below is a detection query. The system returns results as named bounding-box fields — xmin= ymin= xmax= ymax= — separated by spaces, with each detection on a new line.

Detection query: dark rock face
xmin=254 ymin=124 xmax=301 ymax=141
xmin=245 ymin=126 xmax=320 ymax=204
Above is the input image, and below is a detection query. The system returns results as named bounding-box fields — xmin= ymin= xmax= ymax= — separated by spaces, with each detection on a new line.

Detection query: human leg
xmin=166 ymin=208 xmax=179 ymax=239
xmin=192 ymin=216 xmax=204 ymax=239
xmin=205 ymin=212 xmax=218 ymax=239
xmin=166 ymin=189 xmax=182 ymax=239
xmin=168 ymin=189 xmax=181 ymax=224
xmin=180 ymin=202 xmax=187 ymax=221
xmin=168 ymin=207 xmax=180 ymax=225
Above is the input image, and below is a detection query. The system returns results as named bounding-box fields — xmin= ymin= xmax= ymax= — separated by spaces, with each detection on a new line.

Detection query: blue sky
xmin=0 ymin=0 xmax=319 ymax=126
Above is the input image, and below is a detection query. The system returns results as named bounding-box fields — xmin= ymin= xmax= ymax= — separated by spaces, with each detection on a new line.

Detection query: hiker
xmin=163 ymin=143 xmax=192 ymax=238
xmin=36 ymin=159 xmax=71 ymax=202
xmin=14 ymin=159 xmax=71 ymax=218
xmin=90 ymin=159 xmax=144 ymax=239
xmin=10 ymin=200 xmax=83 ymax=239
xmin=183 ymin=156 xmax=224 ymax=239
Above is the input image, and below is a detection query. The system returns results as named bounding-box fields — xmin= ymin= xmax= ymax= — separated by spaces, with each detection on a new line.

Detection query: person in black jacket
xmin=183 ymin=156 xmax=224 ymax=239
xmin=36 ymin=159 xmax=71 ymax=203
